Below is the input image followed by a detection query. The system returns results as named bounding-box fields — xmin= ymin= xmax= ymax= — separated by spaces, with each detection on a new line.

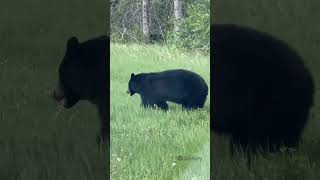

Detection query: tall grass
xmin=110 ymin=43 xmax=210 ymax=179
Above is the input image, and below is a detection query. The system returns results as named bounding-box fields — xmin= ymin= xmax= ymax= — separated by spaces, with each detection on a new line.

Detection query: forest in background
xmin=110 ymin=0 xmax=210 ymax=53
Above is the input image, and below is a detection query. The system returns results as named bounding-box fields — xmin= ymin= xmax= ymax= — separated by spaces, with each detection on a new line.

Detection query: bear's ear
xmin=66 ymin=36 xmax=79 ymax=55
xmin=131 ymin=73 xmax=135 ymax=78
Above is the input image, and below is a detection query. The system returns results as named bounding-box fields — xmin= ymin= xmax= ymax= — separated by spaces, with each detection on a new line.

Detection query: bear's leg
xmin=182 ymin=93 xmax=206 ymax=110
xmin=96 ymin=103 xmax=109 ymax=150
xmin=141 ymin=96 xmax=149 ymax=108
xmin=141 ymin=96 xmax=168 ymax=111
xmin=141 ymin=98 xmax=158 ymax=108
xmin=142 ymin=101 xmax=168 ymax=111
xmin=182 ymin=104 xmax=191 ymax=110
xmin=182 ymin=103 xmax=201 ymax=110
xmin=141 ymin=97 xmax=154 ymax=108
xmin=156 ymin=101 xmax=168 ymax=111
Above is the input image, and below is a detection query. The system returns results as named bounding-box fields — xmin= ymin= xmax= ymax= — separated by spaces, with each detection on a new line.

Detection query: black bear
xmin=149 ymin=33 xmax=164 ymax=43
xmin=51 ymin=36 xmax=109 ymax=148
xmin=211 ymin=24 xmax=314 ymax=154
xmin=127 ymin=69 xmax=208 ymax=111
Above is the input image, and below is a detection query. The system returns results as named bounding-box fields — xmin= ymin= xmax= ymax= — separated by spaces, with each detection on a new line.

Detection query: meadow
xmin=0 ymin=0 xmax=108 ymax=179
xmin=110 ymin=43 xmax=210 ymax=179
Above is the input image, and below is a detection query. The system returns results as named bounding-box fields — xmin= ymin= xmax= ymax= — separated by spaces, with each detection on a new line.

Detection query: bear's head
xmin=51 ymin=36 xmax=108 ymax=108
xmin=127 ymin=73 xmax=143 ymax=96
xmin=51 ymin=37 xmax=81 ymax=108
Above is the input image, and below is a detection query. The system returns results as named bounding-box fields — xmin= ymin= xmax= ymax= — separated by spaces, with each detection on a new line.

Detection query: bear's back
xmin=141 ymin=69 xmax=208 ymax=103
xmin=79 ymin=36 xmax=109 ymax=65
xmin=147 ymin=69 xmax=207 ymax=91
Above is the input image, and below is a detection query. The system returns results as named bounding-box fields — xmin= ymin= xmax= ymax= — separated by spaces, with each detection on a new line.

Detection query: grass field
xmin=0 ymin=0 xmax=108 ymax=179
xmin=110 ymin=43 xmax=210 ymax=179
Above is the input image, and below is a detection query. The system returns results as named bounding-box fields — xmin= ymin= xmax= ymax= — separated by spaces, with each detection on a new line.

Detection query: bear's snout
xmin=51 ymin=86 xmax=65 ymax=101
xmin=127 ymin=90 xmax=134 ymax=96
xmin=50 ymin=85 xmax=70 ymax=108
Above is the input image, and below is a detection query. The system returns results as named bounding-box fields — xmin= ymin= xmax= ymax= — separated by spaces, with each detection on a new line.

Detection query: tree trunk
xmin=142 ymin=0 xmax=150 ymax=42
xmin=174 ymin=0 xmax=184 ymax=33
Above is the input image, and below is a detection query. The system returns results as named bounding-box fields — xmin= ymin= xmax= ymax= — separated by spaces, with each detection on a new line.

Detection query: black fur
xmin=211 ymin=24 xmax=314 ymax=154
xmin=128 ymin=69 xmax=208 ymax=110
xmin=52 ymin=36 xmax=109 ymax=147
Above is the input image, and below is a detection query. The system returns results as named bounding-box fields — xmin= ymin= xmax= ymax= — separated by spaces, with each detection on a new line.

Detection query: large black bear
xmin=51 ymin=36 xmax=109 ymax=148
xmin=127 ymin=69 xmax=208 ymax=111
xmin=211 ymin=24 xmax=314 ymax=153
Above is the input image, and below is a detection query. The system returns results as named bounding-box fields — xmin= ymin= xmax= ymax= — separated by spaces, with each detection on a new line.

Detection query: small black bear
xmin=211 ymin=24 xmax=314 ymax=154
xmin=149 ymin=33 xmax=164 ymax=43
xmin=51 ymin=36 xmax=109 ymax=147
xmin=127 ymin=69 xmax=208 ymax=111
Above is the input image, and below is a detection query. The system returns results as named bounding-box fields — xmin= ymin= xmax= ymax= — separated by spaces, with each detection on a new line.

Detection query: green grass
xmin=213 ymin=133 xmax=320 ymax=179
xmin=0 ymin=0 xmax=107 ymax=179
xmin=110 ymin=43 xmax=210 ymax=179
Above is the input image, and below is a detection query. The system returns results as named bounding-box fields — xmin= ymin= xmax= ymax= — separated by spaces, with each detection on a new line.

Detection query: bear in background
xmin=51 ymin=36 xmax=109 ymax=147
xmin=127 ymin=69 xmax=208 ymax=111
xmin=211 ymin=24 xmax=315 ymax=154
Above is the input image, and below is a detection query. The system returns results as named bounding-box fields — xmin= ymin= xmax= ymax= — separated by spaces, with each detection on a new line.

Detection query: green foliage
xmin=111 ymin=0 xmax=210 ymax=53
xmin=213 ymin=134 xmax=320 ymax=179
xmin=167 ymin=0 xmax=210 ymax=53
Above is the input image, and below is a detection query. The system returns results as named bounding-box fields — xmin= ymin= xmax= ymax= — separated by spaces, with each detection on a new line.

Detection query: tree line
xmin=110 ymin=0 xmax=209 ymax=52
